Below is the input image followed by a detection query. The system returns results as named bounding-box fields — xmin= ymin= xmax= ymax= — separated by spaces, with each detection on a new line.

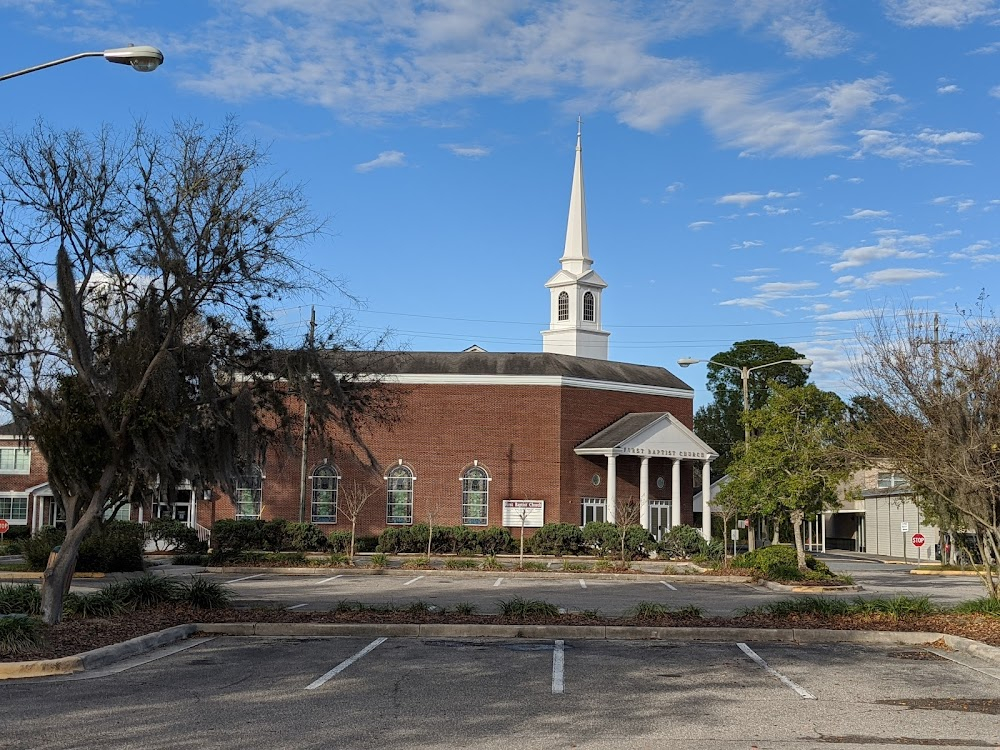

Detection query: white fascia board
xmin=381 ymin=373 xmax=694 ymax=400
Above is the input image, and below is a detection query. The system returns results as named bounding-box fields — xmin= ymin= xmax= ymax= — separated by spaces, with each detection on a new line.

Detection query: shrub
xmin=0 ymin=583 xmax=41 ymax=615
xmin=115 ymin=573 xmax=182 ymax=607
xmin=369 ymin=553 xmax=389 ymax=568
xmin=21 ymin=527 xmax=65 ymax=571
xmin=445 ymin=558 xmax=479 ymax=570
xmin=561 ymin=560 xmax=590 ymax=572
xmin=498 ymin=596 xmax=560 ymax=618
xmin=453 ymin=602 xmax=478 ymax=615
xmin=284 ymin=522 xmax=328 ymax=552
xmin=355 ymin=536 xmax=379 ymax=553
xmin=657 ymin=525 xmax=707 ymax=559
xmin=375 ymin=527 xmax=409 ymax=554
xmin=0 ymin=616 xmax=44 ymax=656
xmin=328 ymin=531 xmax=353 ymax=553
xmin=852 ymin=595 xmax=938 ymax=618
xmin=63 ymin=589 xmax=127 ymax=618
xmin=0 ymin=525 xmax=31 ymax=541
xmin=625 ymin=601 xmax=671 ymax=619
xmin=401 ymin=556 xmax=430 ymax=569
xmin=584 ymin=523 xmax=654 ymax=560
xmin=178 ymin=577 xmax=232 ymax=609
xmin=582 ymin=522 xmax=618 ymax=556
xmin=145 ymin=518 xmax=203 ymax=553
xmin=212 ymin=519 xmax=266 ymax=554
xmin=477 ymin=526 xmax=514 ymax=555
xmin=261 ymin=519 xmax=289 ymax=552
xmin=730 ymin=545 xmax=833 ymax=581
xmin=529 ymin=523 xmax=586 ymax=556
xmin=519 ymin=561 xmax=547 ymax=571
xmin=748 ymin=597 xmax=853 ymax=617
xmin=78 ymin=521 xmax=145 ymax=572
xmin=481 ymin=555 xmax=503 ymax=571
xmin=172 ymin=553 xmax=209 ymax=566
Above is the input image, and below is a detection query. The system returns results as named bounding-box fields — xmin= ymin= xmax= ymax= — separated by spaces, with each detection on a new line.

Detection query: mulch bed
xmin=5 ymin=605 xmax=999 ymax=663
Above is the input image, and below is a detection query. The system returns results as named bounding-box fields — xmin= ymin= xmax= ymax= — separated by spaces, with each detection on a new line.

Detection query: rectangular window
xmin=581 ymin=497 xmax=606 ymax=526
xmin=0 ymin=495 xmax=28 ymax=522
xmin=387 ymin=468 xmax=413 ymax=525
xmin=104 ymin=503 xmax=132 ymax=521
xmin=0 ymin=448 xmax=30 ymax=474
xmin=877 ymin=471 xmax=908 ymax=489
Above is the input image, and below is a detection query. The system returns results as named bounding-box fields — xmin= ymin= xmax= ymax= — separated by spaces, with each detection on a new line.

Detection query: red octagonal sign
xmin=912 ymin=532 xmax=925 ymax=547
xmin=0 ymin=519 xmax=9 ymax=535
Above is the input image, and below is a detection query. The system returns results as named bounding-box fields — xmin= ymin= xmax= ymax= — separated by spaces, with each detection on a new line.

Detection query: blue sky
xmin=2 ymin=1 xmax=999 ymax=406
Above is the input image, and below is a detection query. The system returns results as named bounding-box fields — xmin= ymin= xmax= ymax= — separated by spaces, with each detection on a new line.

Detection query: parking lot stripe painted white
xmin=226 ymin=574 xmax=265 ymax=584
xmin=737 ymin=643 xmax=816 ymax=700
xmin=305 ymin=638 xmax=388 ymax=690
xmin=552 ymin=640 xmax=565 ymax=694
xmin=493 ymin=577 xmax=504 ymax=587
xmin=286 ymin=603 xmax=309 ymax=610
xmin=402 ymin=576 xmax=425 ymax=586
xmin=579 ymin=579 xmax=587 ymax=589
xmin=317 ymin=575 xmax=344 ymax=584
xmin=661 ymin=582 xmax=677 ymax=591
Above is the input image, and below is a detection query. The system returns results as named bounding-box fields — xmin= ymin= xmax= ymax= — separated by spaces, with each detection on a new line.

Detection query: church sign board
xmin=503 ymin=500 xmax=544 ymax=528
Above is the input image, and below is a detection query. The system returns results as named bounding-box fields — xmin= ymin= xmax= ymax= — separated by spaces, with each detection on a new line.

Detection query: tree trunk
xmin=772 ymin=521 xmax=781 ymax=546
xmin=519 ymin=516 xmax=526 ymax=568
xmin=349 ymin=520 xmax=356 ymax=565
xmin=40 ymin=515 xmax=88 ymax=625
xmin=426 ymin=515 xmax=433 ymax=559
xmin=790 ymin=509 xmax=807 ymax=571
xmin=747 ymin=522 xmax=756 ymax=552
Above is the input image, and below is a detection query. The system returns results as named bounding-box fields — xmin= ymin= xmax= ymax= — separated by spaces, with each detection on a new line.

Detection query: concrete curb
xmin=3 ymin=621 xmax=998 ymax=680
xmin=760 ymin=580 xmax=862 ymax=593
xmin=910 ymin=569 xmax=981 ymax=577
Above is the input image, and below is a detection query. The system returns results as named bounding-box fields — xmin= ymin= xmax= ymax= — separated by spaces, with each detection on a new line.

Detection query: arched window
xmin=234 ymin=466 xmax=263 ymax=520
xmin=461 ymin=465 xmax=489 ymax=526
xmin=387 ymin=465 xmax=414 ymax=524
xmin=583 ymin=291 xmax=595 ymax=322
xmin=557 ymin=291 xmax=569 ymax=321
xmin=311 ymin=463 xmax=340 ymax=523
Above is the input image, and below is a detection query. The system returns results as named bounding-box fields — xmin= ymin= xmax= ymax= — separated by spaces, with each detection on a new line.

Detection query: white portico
xmin=541 ymin=121 xmax=610 ymax=360
xmin=575 ymin=413 xmax=718 ymax=540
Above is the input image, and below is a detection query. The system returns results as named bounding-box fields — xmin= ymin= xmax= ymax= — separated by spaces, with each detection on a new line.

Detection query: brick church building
xmin=0 ymin=127 xmax=718 ymax=542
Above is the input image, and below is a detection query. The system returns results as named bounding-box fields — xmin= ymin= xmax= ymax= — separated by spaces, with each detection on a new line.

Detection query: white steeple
xmin=541 ymin=119 xmax=610 ymax=360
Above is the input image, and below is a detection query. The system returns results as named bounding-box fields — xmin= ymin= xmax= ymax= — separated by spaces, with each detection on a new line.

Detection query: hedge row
xmin=209 ymin=519 xmax=716 ymax=560
xmin=21 ymin=522 xmax=145 ymax=573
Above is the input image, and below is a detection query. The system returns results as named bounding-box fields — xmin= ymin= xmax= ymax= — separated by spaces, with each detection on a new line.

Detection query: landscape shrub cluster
xmin=144 ymin=518 xmax=206 ymax=554
xmin=21 ymin=522 xmax=144 ymax=573
xmin=729 ymin=545 xmax=841 ymax=582
xmin=375 ymin=524 xmax=514 ymax=555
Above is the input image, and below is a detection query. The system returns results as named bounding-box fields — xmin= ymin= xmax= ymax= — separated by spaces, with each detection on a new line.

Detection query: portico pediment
xmin=575 ymin=412 xmax=717 ymax=461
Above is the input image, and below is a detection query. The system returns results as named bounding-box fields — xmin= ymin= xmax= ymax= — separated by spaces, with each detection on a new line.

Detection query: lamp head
xmin=103 ymin=45 xmax=164 ymax=72
xmin=676 ymin=357 xmax=701 ymax=368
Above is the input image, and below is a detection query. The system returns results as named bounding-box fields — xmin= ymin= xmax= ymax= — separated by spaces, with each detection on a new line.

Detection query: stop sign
xmin=0 ymin=519 xmax=9 ymax=534
xmin=912 ymin=532 xmax=925 ymax=547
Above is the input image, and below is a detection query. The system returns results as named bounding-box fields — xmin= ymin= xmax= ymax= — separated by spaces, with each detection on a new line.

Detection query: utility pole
xmin=297 ymin=307 xmax=316 ymax=523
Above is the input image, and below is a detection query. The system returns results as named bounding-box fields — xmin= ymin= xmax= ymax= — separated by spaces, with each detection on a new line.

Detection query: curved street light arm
xmin=0 ymin=45 xmax=163 ymax=83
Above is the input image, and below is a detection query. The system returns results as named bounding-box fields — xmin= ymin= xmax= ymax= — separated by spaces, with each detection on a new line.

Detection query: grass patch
xmin=453 ymin=602 xmax=478 ymax=615
xmin=444 ymin=558 xmax=479 ymax=570
xmin=952 ymin=597 xmax=1000 ymax=616
xmin=852 ymin=595 xmax=939 ymax=618
xmin=498 ymin=596 xmax=560 ymax=618
xmin=0 ymin=616 xmax=44 ymax=656
xmin=625 ymin=601 xmax=671 ymax=619
xmin=518 ymin=562 xmax=547 ymax=572
xmin=115 ymin=574 xmax=182 ymax=608
xmin=746 ymin=596 xmax=853 ymax=617
xmin=481 ymin=555 xmax=503 ymax=571
xmin=0 ymin=564 xmax=30 ymax=572
xmin=369 ymin=553 xmax=389 ymax=569
xmin=400 ymin=556 xmax=431 ymax=570
xmin=64 ymin=589 xmax=127 ymax=618
xmin=172 ymin=554 xmax=208 ymax=566
xmin=405 ymin=600 xmax=432 ymax=613
xmin=561 ymin=561 xmax=590 ymax=572
xmin=0 ymin=583 xmax=41 ymax=615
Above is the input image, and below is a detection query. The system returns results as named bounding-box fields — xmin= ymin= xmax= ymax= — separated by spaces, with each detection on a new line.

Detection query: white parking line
xmin=286 ymin=603 xmax=309 ymax=610
xmin=226 ymin=574 xmax=265 ymax=584
xmin=402 ymin=576 xmax=425 ymax=586
xmin=579 ymin=579 xmax=587 ymax=589
xmin=552 ymin=640 xmax=565 ymax=694
xmin=493 ymin=577 xmax=504 ymax=587
xmin=737 ymin=643 xmax=816 ymax=700
xmin=305 ymin=638 xmax=387 ymax=690
xmin=661 ymin=582 xmax=677 ymax=591
xmin=317 ymin=575 xmax=344 ymax=584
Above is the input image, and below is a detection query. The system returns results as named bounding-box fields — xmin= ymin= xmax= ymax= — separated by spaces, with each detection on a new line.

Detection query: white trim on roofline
xmin=381 ymin=374 xmax=693 ymax=399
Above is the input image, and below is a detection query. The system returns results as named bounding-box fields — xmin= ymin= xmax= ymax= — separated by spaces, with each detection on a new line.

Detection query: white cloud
xmin=916 ymin=129 xmax=982 ymax=145
xmin=884 ymin=0 xmax=997 ymax=27
xmin=756 ymin=281 xmax=819 ymax=295
xmin=815 ymin=309 xmax=870 ymax=320
xmin=990 ymin=86 xmax=1000 ymax=98
xmin=730 ymin=240 xmax=764 ymax=250
xmin=825 ymin=174 xmax=840 ymax=181
xmin=717 ymin=190 xmax=798 ymax=208
xmin=354 ymin=150 xmax=407 ymax=173
xmin=853 ymin=128 xmax=979 ymax=164
xmin=688 ymin=220 xmax=713 ymax=230
xmin=443 ymin=144 xmax=491 ymax=158
xmin=846 ymin=177 xmax=864 ymax=184
xmin=733 ymin=274 xmax=765 ymax=283
xmin=972 ymin=41 xmax=1000 ymax=54
xmin=846 ymin=208 xmax=890 ymax=220
xmin=665 ymin=181 xmax=684 ymax=193
xmin=837 ymin=267 xmax=946 ymax=288
xmin=831 ymin=237 xmax=930 ymax=271
xmin=936 ymin=84 xmax=962 ymax=94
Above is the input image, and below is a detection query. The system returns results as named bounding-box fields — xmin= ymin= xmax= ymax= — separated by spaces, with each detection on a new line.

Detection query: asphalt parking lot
xmin=2 ymin=635 xmax=999 ymax=749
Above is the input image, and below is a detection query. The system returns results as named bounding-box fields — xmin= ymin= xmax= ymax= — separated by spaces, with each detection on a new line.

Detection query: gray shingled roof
xmin=575 ymin=413 xmax=666 ymax=450
xmin=372 ymin=352 xmax=692 ymax=390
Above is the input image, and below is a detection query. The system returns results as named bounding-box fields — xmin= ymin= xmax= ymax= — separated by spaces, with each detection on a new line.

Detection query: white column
xmin=606 ymin=454 xmax=617 ymax=524
xmin=701 ymin=460 xmax=712 ymax=540
xmin=639 ymin=456 xmax=650 ymax=532
xmin=821 ymin=513 xmax=827 ymax=554
xmin=670 ymin=458 xmax=681 ymax=528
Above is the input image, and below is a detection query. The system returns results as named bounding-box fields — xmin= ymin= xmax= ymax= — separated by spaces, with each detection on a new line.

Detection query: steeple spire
xmin=542 ymin=121 xmax=610 ymax=360
xmin=560 ymin=116 xmax=591 ymax=274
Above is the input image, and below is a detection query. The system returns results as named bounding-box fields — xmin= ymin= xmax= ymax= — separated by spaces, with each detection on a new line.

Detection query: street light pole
xmin=0 ymin=45 xmax=164 ymax=82
xmin=678 ymin=355 xmax=813 ymax=549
